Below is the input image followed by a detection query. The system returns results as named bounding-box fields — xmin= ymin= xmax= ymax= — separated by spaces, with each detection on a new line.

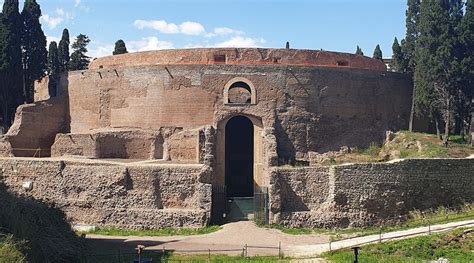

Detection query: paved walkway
xmin=86 ymin=220 xmax=474 ymax=258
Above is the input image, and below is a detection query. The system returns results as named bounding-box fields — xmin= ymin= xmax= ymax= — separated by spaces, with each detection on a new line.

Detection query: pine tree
xmin=58 ymin=28 xmax=70 ymax=72
xmin=372 ymin=44 xmax=383 ymax=61
xmin=113 ymin=39 xmax=128 ymax=55
xmin=47 ymin=41 xmax=59 ymax=97
xmin=402 ymin=0 xmax=421 ymax=74
xmin=21 ymin=0 xmax=47 ymax=103
xmin=391 ymin=37 xmax=405 ymax=72
xmin=285 ymin=41 xmax=290 ymax=49
xmin=0 ymin=0 xmax=23 ymax=130
xmin=355 ymin=45 xmax=364 ymax=56
xmin=69 ymin=34 xmax=90 ymax=70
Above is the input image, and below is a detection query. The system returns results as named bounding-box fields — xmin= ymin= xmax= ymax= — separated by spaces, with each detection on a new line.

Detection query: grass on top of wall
xmin=280 ymin=131 xmax=473 ymax=168
xmin=81 ymin=225 xmax=222 ymax=237
xmin=265 ymin=203 xmax=474 ymax=239
xmin=0 ymin=234 xmax=26 ymax=263
xmin=321 ymin=227 xmax=474 ymax=263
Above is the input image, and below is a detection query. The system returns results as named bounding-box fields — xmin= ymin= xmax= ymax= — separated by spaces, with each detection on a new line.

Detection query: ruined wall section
xmin=0 ymin=97 xmax=67 ymax=157
xmin=0 ymin=158 xmax=211 ymax=229
xmin=270 ymin=158 xmax=474 ymax=228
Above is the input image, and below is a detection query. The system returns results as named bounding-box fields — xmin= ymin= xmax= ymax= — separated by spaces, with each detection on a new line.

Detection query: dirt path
xmin=86 ymin=219 xmax=474 ymax=258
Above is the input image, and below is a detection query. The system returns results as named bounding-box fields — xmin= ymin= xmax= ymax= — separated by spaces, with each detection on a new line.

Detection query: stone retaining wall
xmin=0 ymin=158 xmax=211 ymax=229
xmin=270 ymin=158 xmax=474 ymax=228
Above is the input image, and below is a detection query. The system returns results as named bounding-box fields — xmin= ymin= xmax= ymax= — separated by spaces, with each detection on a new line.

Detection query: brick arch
xmin=223 ymin=77 xmax=257 ymax=105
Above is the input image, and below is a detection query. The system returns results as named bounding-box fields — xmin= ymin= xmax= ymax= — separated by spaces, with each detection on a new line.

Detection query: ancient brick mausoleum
xmin=0 ymin=48 xmax=472 ymax=229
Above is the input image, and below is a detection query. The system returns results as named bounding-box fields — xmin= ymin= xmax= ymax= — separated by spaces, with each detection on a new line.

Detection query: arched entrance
xmin=225 ymin=116 xmax=254 ymax=197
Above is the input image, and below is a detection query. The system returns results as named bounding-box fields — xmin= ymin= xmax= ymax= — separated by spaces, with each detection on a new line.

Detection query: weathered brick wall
xmin=0 ymin=158 xmax=211 ymax=229
xmin=89 ymin=48 xmax=386 ymax=71
xmin=270 ymin=158 xmax=474 ymax=228
xmin=66 ymin=64 xmax=412 ymax=161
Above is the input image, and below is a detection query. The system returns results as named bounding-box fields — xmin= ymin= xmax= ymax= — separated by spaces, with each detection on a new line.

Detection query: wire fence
xmin=82 ymin=242 xmax=283 ymax=263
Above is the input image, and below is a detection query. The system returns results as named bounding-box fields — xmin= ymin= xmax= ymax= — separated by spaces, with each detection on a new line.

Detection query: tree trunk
xmin=409 ymin=84 xmax=416 ymax=132
xmin=434 ymin=114 xmax=442 ymax=140
xmin=443 ymin=98 xmax=450 ymax=147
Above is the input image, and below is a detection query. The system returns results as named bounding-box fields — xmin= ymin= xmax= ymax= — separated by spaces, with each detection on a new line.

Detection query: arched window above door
xmin=223 ymin=77 xmax=257 ymax=105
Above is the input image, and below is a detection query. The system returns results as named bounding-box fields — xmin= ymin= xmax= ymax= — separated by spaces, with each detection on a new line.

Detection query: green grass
xmin=82 ymin=225 xmax=222 ymax=237
xmin=0 ymin=234 xmax=26 ymax=263
xmin=265 ymin=203 xmax=474 ymax=240
xmin=84 ymin=252 xmax=287 ymax=263
xmin=322 ymin=227 xmax=474 ymax=263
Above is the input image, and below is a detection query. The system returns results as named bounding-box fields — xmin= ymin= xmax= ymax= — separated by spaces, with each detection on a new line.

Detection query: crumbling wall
xmin=1 ymin=97 xmax=67 ymax=157
xmin=0 ymin=158 xmax=211 ymax=229
xmin=270 ymin=158 xmax=474 ymax=228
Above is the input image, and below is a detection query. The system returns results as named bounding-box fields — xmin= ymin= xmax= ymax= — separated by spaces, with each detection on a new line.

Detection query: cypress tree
xmin=58 ymin=28 xmax=70 ymax=72
xmin=113 ymin=39 xmax=128 ymax=55
xmin=355 ymin=45 xmax=364 ymax=56
xmin=47 ymin=41 xmax=59 ymax=97
xmin=372 ymin=44 xmax=383 ymax=61
xmin=414 ymin=0 xmax=460 ymax=144
xmin=402 ymin=0 xmax=421 ymax=74
xmin=285 ymin=41 xmax=290 ymax=49
xmin=0 ymin=0 xmax=23 ymax=130
xmin=391 ymin=37 xmax=405 ymax=72
xmin=69 ymin=34 xmax=90 ymax=71
xmin=21 ymin=0 xmax=47 ymax=103
xmin=461 ymin=0 xmax=474 ymax=140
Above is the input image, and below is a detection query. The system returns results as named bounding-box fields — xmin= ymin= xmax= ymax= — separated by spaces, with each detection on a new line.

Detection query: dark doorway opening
xmin=225 ymin=116 xmax=254 ymax=197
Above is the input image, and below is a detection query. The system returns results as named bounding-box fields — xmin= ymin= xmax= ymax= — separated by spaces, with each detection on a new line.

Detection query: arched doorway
xmin=225 ymin=116 xmax=254 ymax=197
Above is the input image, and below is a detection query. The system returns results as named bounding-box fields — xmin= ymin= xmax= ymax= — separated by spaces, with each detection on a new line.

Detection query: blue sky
xmin=2 ymin=0 xmax=408 ymax=58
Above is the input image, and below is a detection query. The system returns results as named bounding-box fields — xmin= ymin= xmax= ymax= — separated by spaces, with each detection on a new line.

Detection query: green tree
xmin=0 ymin=0 xmax=23 ymax=130
xmin=391 ymin=37 xmax=405 ymax=72
xmin=460 ymin=0 xmax=474 ymax=143
xmin=113 ymin=39 xmax=128 ymax=55
xmin=69 ymin=34 xmax=90 ymax=70
xmin=414 ymin=0 xmax=462 ymax=145
xmin=58 ymin=28 xmax=70 ymax=72
xmin=402 ymin=0 xmax=421 ymax=74
xmin=47 ymin=41 xmax=59 ymax=97
xmin=21 ymin=0 xmax=47 ymax=103
xmin=372 ymin=44 xmax=383 ymax=61
xmin=355 ymin=45 xmax=364 ymax=56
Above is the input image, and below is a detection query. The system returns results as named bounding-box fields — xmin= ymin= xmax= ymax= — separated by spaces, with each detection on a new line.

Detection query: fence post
xmin=379 ymin=229 xmax=382 ymax=243
xmin=162 ymin=246 xmax=166 ymax=263
xmin=278 ymin=241 xmax=281 ymax=258
xmin=208 ymin=249 xmax=211 ymax=262
xmin=329 ymin=239 xmax=332 ymax=252
xmin=428 ymin=220 xmax=431 ymax=235
xmin=244 ymin=244 xmax=248 ymax=258
xmin=117 ymin=249 xmax=121 ymax=263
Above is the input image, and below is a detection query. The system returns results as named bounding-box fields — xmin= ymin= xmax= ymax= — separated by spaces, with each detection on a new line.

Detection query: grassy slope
xmin=322 ymin=227 xmax=474 ymax=263
xmin=313 ymin=131 xmax=473 ymax=166
xmin=82 ymin=225 xmax=222 ymax=237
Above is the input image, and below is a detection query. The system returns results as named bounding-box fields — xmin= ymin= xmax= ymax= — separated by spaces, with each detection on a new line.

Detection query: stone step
xmin=227 ymin=197 xmax=254 ymax=221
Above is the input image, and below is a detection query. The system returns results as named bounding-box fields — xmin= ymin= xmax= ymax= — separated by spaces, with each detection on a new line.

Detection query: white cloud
xmin=128 ymin=37 xmax=174 ymax=52
xmin=215 ymin=36 xmax=266 ymax=48
xmin=179 ymin=21 xmax=205 ymax=36
xmin=134 ymin=20 xmax=205 ymax=36
xmin=206 ymin=27 xmax=243 ymax=38
xmin=74 ymin=0 xmax=91 ymax=12
xmin=88 ymin=44 xmax=115 ymax=58
xmin=41 ymin=14 xmax=63 ymax=29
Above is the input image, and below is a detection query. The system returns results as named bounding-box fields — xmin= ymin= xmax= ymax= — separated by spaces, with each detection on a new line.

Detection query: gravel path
xmin=86 ymin=219 xmax=474 ymax=258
